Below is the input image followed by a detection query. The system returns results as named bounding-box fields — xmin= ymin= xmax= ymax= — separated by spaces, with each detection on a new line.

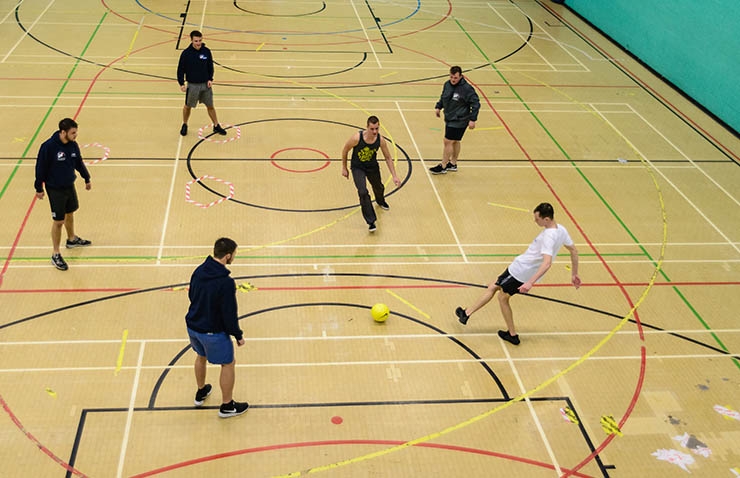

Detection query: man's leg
xmin=63 ymin=212 xmax=76 ymax=242
xmin=219 ymin=360 xmax=236 ymax=404
xmin=206 ymin=106 xmax=220 ymax=126
xmin=497 ymin=292 xmax=517 ymax=336
xmin=441 ymin=137 xmax=455 ymax=167
xmin=182 ymin=105 xmax=192 ymax=124
xmin=351 ymin=168 xmax=377 ymax=226
xmin=194 ymin=354 xmax=207 ymax=389
xmin=465 ymin=282 xmax=500 ymax=317
xmin=51 ymin=220 xmax=64 ymax=255
xmin=450 ymin=140 xmax=461 ymax=165
xmin=366 ymin=168 xmax=386 ymax=206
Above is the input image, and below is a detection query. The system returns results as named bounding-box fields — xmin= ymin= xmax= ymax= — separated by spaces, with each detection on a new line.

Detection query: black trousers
xmin=351 ymin=166 xmax=384 ymax=225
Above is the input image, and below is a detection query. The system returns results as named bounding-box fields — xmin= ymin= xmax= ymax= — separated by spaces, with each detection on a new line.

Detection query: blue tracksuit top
xmin=34 ymin=132 xmax=90 ymax=192
xmin=185 ymin=256 xmax=243 ymax=341
xmin=177 ymin=43 xmax=215 ymax=85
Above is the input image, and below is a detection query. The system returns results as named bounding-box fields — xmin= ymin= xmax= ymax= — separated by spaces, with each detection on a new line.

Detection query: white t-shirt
xmin=508 ymin=224 xmax=573 ymax=283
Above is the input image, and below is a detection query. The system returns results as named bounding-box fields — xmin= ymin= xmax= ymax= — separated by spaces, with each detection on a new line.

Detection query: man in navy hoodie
xmin=185 ymin=237 xmax=248 ymax=418
xmin=177 ymin=30 xmax=228 ymax=137
xmin=34 ymin=118 xmax=92 ymax=271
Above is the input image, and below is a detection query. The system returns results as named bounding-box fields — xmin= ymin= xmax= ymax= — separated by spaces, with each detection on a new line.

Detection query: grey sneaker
xmin=51 ymin=253 xmax=68 ymax=271
xmin=446 ymin=163 xmax=457 ymax=172
xmin=429 ymin=164 xmax=446 ymax=174
xmin=194 ymin=384 xmax=212 ymax=407
xmin=66 ymin=236 xmax=91 ymax=248
xmin=218 ymin=400 xmax=249 ymax=418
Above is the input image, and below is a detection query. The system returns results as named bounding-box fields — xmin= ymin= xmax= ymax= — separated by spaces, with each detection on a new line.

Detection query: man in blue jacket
xmin=185 ymin=237 xmax=248 ymax=418
xmin=34 ymin=118 xmax=92 ymax=271
xmin=429 ymin=66 xmax=480 ymax=174
xmin=177 ymin=30 xmax=228 ymax=137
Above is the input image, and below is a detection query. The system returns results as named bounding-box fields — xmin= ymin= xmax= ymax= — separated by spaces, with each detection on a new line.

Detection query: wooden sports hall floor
xmin=1 ymin=1 xmax=739 ymax=477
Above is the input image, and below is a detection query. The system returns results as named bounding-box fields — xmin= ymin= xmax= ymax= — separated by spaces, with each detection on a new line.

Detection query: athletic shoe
xmin=194 ymin=384 xmax=212 ymax=407
xmin=368 ymin=223 xmax=377 ymax=233
xmin=377 ymin=202 xmax=390 ymax=211
xmin=213 ymin=124 xmax=228 ymax=135
xmin=455 ymin=307 xmax=469 ymax=325
xmin=51 ymin=253 xmax=68 ymax=271
xmin=446 ymin=163 xmax=457 ymax=172
xmin=429 ymin=164 xmax=447 ymax=174
xmin=66 ymin=236 xmax=91 ymax=248
xmin=180 ymin=124 xmax=188 ymax=136
xmin=218 ymin=400 xmax=249 ymax=418
xmin=498 ymin=330 xmax=521 ymax=346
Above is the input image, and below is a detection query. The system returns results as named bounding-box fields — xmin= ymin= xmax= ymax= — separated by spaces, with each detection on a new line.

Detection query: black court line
xmin=176 ymin=0 xmax=191 ymax=50
xmin=365 ymin=0 xmax=393 ymax=53
xmin=233 ymin=0 xmax=327 ymax=17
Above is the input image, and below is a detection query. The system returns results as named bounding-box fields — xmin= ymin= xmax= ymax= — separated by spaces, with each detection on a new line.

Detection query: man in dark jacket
xmin=185 ymin=237 xmax=248 ymax=418
xmin=177 ymin=30 xmax=228 ymax=137
xmin=429 ymin=66 xmax=480 ymax=174
xmin=34 ymin=118 xmax=92 ymax=271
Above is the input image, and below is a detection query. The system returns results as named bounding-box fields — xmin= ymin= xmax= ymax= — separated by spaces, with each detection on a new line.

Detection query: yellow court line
xmin=380 ymin=71 xmax=397 ymax=78
xmin=472 ymin=126 xmax=504 ymax=131
xmin=114 ymin=329 xmax=129 ymax=375
xmin=487 ymin=202 xmax=529 ymax=212
xmin=122 ymin=15 xmax=145 ymax=63
xmin=385 ymin=289 xmax=430 ymax=319
xmin=255 ymin=42 xmax=265 ymax=52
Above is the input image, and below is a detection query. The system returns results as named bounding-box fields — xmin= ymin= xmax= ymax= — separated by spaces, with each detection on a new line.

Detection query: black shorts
xmin=445 ymin=125 xmax=467 ymax=141
xmin=46 ymin=185 xmax=79 ymax=221
xmin=495 ymin=268 xmax=524 ymax=296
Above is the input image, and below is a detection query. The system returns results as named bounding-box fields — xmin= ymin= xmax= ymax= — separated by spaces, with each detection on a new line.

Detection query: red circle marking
xmin=270 ymin=147 xmax=331 ymax=173
xmin=331 ymin=416 xmax=343 ymax=425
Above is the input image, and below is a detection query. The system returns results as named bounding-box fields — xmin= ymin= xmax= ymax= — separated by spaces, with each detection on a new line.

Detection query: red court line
xmin=0 ymin=197 xmax=37 ymax=287
xmin=129 ymin=439 xmax=594 ymax=478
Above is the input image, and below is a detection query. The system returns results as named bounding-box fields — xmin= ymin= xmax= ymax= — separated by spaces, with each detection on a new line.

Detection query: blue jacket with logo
xmin=177 ymin=43 xmax=215 ymax=85
xmin=185 ymin=256 xmax=243 ymax=341
xmin=34 ymin=132 xmax=90 ymax=192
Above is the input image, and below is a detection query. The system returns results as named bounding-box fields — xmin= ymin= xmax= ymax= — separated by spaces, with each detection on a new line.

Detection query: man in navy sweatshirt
xmin=34 ymin=118 xmax=92 ymax=271
xmin=177 ymin=30 xmax=228 ymax=137
xmin=185 ymin=237 xmax=248 ymax=418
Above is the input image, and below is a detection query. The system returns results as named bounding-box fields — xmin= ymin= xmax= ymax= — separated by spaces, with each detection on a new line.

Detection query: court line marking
xmin=4 ymin=352 xmax=737 ymax=374
xmin=198 ymin=0 xmax=208 ymax=32
xmin=395 ymin=100 xmax=468 ymax=262
xmin=488 ymin=3 xmax=555 ymax=71
xmin=501 ymin=340 xmax=562 ymax=474
xmin=156 ymin=136 xmax=182 ymax=264
xmin=350 ymin=0 xmax=381 ymax=68
xmin=117 ymin=342 xmax=145 ymax=478
xmin=1 ymin=0 xmax=56 ymax=63
xmin=0 ymin=0 xmax=24 ymax=25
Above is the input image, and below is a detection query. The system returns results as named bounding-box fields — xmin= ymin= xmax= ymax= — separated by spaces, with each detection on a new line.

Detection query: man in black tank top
xmin=341 ymin=116 xmax=401 ymax=232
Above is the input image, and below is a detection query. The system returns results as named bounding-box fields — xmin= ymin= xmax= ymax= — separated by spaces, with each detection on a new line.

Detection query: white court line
xmin=157 ymin=137 xmax=183 ymax=264
xmin=116 ymin=342 xmax=145 ymax=478
xmin=488 ymin=3 xmax=555 ymax=71
xmin=350 ymin=0 xmax=381 ymax=68
xmin=501 ymin=340 xmax=562 ymax=476
xmin=0 ymin=0 xmax=24 ymax=25
xmin=1 ymin=0 xmax=55 ymax=63
xmin=198 ymin=0 xmax=208 ymax=32
xmin=3 ymin=353 xmax=737 ymax=374
xmin=517 ymin=4 xmax=589 ymax=72
xmin=626 ymin=103 xmax=740 ymax=208
xmin=592 ymin=108 xmax=740 ymax=255
xmin=396 ymin=101 xmax=468 ymax=262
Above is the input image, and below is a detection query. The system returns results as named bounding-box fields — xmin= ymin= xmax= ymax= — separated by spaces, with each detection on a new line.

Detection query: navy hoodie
xmin=177 ymin=43 xmax=214 ymax=85
xmin=185 ymin=256 xmax=243 ymax=340
xmin=34 ymin=132 xmax=90 ymax=192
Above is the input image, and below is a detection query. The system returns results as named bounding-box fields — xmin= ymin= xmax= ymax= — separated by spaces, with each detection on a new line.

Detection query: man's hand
xmin=207 ymin=80 xmax=213 ymax=88
xmin=180 ymin=84 xmax=187 ymax=92
xmin=435 ymin=108 xmax=441 ymax=118
xmin=85 ymin=181 xmax=92 ymax=191
xmin=518 ymin=282 xmax=533 ymax=294
xmin=572 ymin=275 xmax=582 ymax=289
xmin=341 ymin=166 xmax=349 ymax=179
xmin=35 ymin=191 xmax=44 ymax=200
xmin=468 ymin=120 xmax=476 ymax=130
xmin=392 ymin=175 xmax=401 ymax=186
xmin=237 ymin=338 xmax=245 ymax=346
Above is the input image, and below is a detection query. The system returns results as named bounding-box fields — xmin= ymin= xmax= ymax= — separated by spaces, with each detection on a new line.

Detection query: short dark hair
xmin=449 ymin=65 xmax=463 ymax=75
xmin=190 ymin=30 xmax=203 ymax=39
xmin=534 ymin=202 xmax=554 ymax=219
xmin=367 ymin=115 xmax=379 ymax=126
xmin=59 ymin=118 xmax=78 ymax=132
xmin=213 ymin=237 xmax=237 ymax=258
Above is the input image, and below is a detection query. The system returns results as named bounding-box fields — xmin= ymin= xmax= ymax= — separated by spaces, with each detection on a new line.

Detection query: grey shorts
xmin=185 ymin=82 xmax=214 ymax=108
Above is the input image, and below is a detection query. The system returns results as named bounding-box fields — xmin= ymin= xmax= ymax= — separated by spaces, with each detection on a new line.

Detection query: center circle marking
xmin=270 ymin=147 xmax=331 ymax=173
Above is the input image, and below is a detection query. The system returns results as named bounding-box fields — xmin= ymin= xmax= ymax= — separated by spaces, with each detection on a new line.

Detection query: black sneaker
xmin=455 ymin=307 xmax=469 ymax=325
xmin=498 ymin=330 xmax=521 ymax=346
xmin=446 ymin=163 xmax=457 ymax=172
xmin=368 ymin=223 xmax=377 ymax=233
xmin=180 ymin=123 xmax=188 ymax=136
xmin=213 ymin=124 xmax=227 ymax=135
xmin=218 ymin=400 xmax=249 ymax=418
xmin=429 ymin=164 xmax=447 ymax=175
xmin=51 ymin=253 xmax=68 ymax=271
xmin=66 ymin=236 xmax=91 ymax=248
xmin=194 ymin=384 xmax=212 ymax=407
xmin=377 ymin=202 xmax=390 ymax=211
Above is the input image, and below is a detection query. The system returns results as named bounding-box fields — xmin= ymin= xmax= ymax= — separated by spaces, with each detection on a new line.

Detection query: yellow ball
xmin=371 ymin=303 xmax=390 ymax=323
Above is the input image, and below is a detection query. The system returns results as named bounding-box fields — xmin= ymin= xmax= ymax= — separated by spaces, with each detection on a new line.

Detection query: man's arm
xmin=341 ymin=133 xmax=359 ymax=179
xmin=177 ymin=51 xmax=187 ymax=86
xmin=518 ymin=255 xmax=553 ymax=294
xmin=564 ymin=243 xmax=581 ymax=288
xmin=379 ymin=137 xmax=400 ymax=186
xmin=34 ymin=143 xmax=48 ymax=197
xmin=221 ymin=281 xmax=243 ymax=342
xmin=467 ymin=84 xmax=481 ymax=128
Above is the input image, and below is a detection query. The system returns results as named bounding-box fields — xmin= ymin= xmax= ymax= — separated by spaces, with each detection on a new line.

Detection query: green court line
xmin=0 ymin=11 xmax=108 ymax=203
xmin=455 ymin=19 xmax=739 ymax=369
xmin=63 ymin=91 xmax=518 ymax=100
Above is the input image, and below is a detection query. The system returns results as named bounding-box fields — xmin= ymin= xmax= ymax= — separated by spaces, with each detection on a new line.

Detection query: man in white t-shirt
xmin=455 ymin=203 xmax=581 ymax=345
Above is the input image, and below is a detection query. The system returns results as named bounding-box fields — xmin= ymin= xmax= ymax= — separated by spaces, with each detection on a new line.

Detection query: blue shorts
xmin=187 ymin=328 xmax=234 ymax=364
